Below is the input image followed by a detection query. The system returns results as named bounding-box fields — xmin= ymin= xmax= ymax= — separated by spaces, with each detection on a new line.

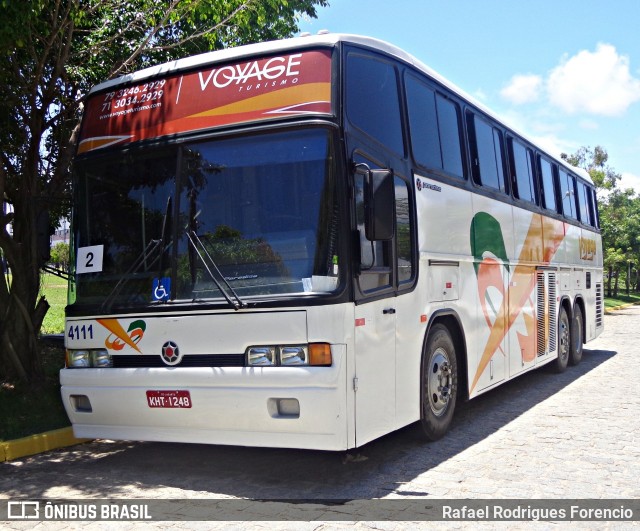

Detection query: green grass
xmin=40 ymin=273 xmax=68 ymax=334
xmin=0 ymin=340 xmax=70 ymax=441
xmin=604 ymin=291 xmax=640 ymax=310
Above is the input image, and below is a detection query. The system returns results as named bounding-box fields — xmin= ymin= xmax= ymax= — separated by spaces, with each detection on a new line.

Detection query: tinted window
xmin=467 ymin=112 xmax=506 ymax=192
xmin=436 ymin=95 xmax=464 ymax=177
xmin=539 ymin=157 xmax=558 ymax=212
xmin=509 ymin=138 xmax=536 ymax=203
xmin=406 ymin=74 xmax=464 ymax=178
xmin=559 ymin=170 xmax=578 ymax=220
xmin=590 ymin=188 xmax=600 ymax=228
xmin=347 ymin=54 xmax=403 ymax=154
xmin=395 ymin=177 xmax=413 ymax=283
xmin=578 ymin=181 xmax=593 ymax=226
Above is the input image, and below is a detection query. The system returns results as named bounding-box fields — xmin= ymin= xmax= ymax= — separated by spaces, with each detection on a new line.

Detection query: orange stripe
xmin=188 ymin=83 xmax=331 ymax=118
xmin=77 ymin=136 xmax=132 ymax=154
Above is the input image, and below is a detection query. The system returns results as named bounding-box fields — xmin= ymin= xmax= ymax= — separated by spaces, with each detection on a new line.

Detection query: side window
xmin=559 ymin=169 xmax=578 ymax=220
xmin=346 ymin=54 xmax=403 ymax=155
xmin=405 ymin=74 xmax=465 ymax=178
xmin=578 ymin=181 xmax=593 ymax=226
xmin=538 ymin=157 xmax=559 ymax=213
xmin=508 ymin=138 xmax=536 ymax=204
xmin=590 ymin=188 xmax=600 ymax=229
xmin=436 ymin=95 xmax=464 ymax=177
xmin=467 ymin=112 xmax=506 ymax=192
xmin=395 ymin=176 xmax=414 ymax=284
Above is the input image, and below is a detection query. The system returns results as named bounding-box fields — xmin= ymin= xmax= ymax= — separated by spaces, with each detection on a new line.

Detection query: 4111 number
xmin=68 ymin=324 xmax=94 ymax=341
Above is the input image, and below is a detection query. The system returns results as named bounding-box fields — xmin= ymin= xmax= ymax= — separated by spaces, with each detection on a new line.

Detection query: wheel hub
xmin=428 ymin=347 xmax=452 ymax=417
xmin=559 ymin=319 xmax=570 ymax=361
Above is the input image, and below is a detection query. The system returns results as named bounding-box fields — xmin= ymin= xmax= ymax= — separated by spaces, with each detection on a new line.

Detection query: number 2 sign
xmin=76 ymin=245 xmax=104 ymax=274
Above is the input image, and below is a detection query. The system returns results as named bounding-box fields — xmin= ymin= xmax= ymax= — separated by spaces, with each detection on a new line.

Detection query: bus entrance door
xmin=353 ymin=300 xmax=396 ymax=447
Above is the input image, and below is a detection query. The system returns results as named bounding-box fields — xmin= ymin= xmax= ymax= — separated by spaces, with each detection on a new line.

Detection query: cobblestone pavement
xmin=1 ymin=308 xmax=639 ymax=530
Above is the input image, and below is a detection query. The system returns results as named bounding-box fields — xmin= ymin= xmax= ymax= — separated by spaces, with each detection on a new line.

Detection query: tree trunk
xmin=0 ymin=190 xmax=50 ymax=382
xmin=0 ymin=292 xmax=49 ymax=382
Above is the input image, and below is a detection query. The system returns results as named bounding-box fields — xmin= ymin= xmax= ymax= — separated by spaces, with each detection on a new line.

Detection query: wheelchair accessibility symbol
xmin=152 ymin=277 xmax=171 ymax=301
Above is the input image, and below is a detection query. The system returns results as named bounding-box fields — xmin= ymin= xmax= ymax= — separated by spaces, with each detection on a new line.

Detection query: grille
xmin=595 ymin=283 xmax=603 ymax=327
xmin=112 ymin=354 xmax=246 ymax=368
xmin=536 ymin=271 xmax=557 ymax=356
xmin=548 ymin=274 xmax=557 ymax=353
xmin=536 ymin=272 xmax=545 ymax=357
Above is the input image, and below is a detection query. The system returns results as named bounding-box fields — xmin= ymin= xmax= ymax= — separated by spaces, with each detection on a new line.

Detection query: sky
xmin=298 ymin=0 xmax=640 ymax=191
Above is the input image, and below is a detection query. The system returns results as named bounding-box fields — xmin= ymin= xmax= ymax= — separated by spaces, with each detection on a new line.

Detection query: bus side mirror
xmin=365 ymin=169 xmax=395 ymax=241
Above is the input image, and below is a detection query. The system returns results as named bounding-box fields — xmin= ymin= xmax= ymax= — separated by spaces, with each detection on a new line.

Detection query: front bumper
xmin=60 ymin=345 xmax=348 ymax=451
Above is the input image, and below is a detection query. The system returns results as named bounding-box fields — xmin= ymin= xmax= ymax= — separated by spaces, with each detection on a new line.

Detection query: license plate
xmin=146 ymin=390 xmax=192 ymax=408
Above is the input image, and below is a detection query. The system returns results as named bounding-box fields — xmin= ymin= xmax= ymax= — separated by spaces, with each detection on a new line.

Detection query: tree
xmin=561 ymin=145 xmax=620 ymax=197
xmin=0 ymin=0 xmax=328 ymax=383
xmin=50 ymin=242 xmax=70 ymax=270
xmin=601 ymin=189 xmax=640 ymax=297
xmin=563 ymin=146 xmax=640 ymax=297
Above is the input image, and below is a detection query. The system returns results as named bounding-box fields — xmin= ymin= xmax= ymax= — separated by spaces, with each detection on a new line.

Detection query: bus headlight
xmin=90 ymin=349 xmax=112 ymax=368
xmin=247 ymin=346 xmax=276 ymax=366
xmin=66 ymin=349 xmax=112 ymax=368
xmin=246 ymin=343 xmax=331 ymax=366
xmin=280 ymin=346 xmax=308 ymax=365
xmin=66 ymin=349 xmax=90 ymax=368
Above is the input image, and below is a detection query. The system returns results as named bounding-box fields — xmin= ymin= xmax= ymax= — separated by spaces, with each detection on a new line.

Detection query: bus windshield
xmin=72 ymin=128 xmax=341 ymax=308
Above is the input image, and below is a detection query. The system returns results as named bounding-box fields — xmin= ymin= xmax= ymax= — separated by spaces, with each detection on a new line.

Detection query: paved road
xmin=1 ymin=307 xmax=639 ymax=529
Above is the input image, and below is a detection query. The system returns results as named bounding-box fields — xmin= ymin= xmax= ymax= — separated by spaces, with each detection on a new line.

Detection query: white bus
xmin=61 ymin=34 xmax=603 ymax=451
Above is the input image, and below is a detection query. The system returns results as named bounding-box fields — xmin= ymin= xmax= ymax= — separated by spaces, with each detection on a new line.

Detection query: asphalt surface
xmin=1 ymin=307 xmax=639 ymax=529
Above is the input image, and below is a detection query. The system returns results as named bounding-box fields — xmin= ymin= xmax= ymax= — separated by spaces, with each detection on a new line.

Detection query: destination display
xmin=78 ymin=49 xmax=332 ymax=154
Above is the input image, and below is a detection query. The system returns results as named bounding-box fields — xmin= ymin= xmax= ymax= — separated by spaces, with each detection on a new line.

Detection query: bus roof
xmin=89 ymin=33 xmax=592 ymax=183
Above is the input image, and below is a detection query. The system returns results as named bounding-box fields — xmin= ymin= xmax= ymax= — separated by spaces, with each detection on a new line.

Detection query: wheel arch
xmin=559 ymin=295 xmax=573 ymax=321
xmin=422 ymin=309 xmax=469 ymax=402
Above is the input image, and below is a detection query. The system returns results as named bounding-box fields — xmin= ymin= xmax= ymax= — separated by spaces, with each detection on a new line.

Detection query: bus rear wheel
xmin=552 ymin=307 xmax=570 ymax=373
xmin=569 ymin=304 xmax=583 ymax=366
xmin=418 ymin=324 xmax=458 ymax=441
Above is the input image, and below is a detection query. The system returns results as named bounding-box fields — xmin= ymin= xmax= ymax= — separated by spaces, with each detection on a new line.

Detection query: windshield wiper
xmin=100 ymin=238 xmax=162 ymax=312
xmin=185 ymin=230 xmax=245 ymax=310
xmin=101 ymin=195 xmax=172 ymax=312
xmin=157 ymin=196 xmax=173 ymax=279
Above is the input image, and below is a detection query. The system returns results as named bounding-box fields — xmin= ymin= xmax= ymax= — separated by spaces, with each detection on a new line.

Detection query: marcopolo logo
xmin=161 ymin=341 xmax=182 ymax=366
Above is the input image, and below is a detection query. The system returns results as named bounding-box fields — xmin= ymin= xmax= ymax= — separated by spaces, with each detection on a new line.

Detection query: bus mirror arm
xmin=352 ymin=230 xmax=362 ymax=275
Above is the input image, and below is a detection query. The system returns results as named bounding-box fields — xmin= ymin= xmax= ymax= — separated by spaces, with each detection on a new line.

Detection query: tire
xmin=418 ymin=323 xmax=458 ymax=441
xmin=552 ymin=306 xmax=570 ymax=373
xmin=569 ymin=304 xmax=584 ymax=366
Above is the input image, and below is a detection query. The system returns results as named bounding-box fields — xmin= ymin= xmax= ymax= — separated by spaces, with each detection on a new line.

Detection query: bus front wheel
xmin=418 ymin=324 xmax=458 ymax=441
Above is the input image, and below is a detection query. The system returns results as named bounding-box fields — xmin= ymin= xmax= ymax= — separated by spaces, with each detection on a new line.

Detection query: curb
xmin=604 ymin=301 xmax=640 ymax=314
xmin=1 ymin=427 xmax=91 ymax=462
